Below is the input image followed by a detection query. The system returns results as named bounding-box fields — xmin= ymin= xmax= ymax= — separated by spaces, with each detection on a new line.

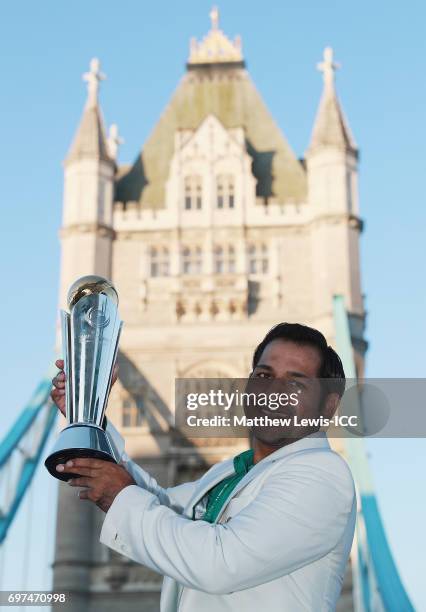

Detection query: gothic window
xmin=214 ymin=245 xmax=236 ymax=274
xmin=228 ymin=245 xmax=236 ymax=273
xmin=182 ymin=245 xmax=202 ymax=275
xmin=247 ymin=243 xmax=268 ymax=274
xmin=122 ymin=394 xmax=144 ymax=428
xmin=216 ymin=174 xmax=235 ymax=209
xmin=149 ymin=246 xmax=169 ymax=277
xmin=184 ymin=175 xmax=203 ymax=210
xmin=214 ymin=246 xmax=224 ymax=274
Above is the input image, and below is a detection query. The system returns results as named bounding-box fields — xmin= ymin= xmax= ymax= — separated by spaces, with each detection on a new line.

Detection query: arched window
xmin=182 ymin=246 xmax=202 ymax=275
xmin=149 ymin=246 xmax=169 ymax=277
xmin=184 ymin=176 xmax=202 ymax=210
xmin=216 ymin=174 xmax=235 ymax=209
xmin=247 ymin=243 xmax=268 ymax=274
xmin=214 ymin=245 xmax=236 ymax=274
xmin=122 ymin=394 xmax=144 ymax=428
xmin=214 ymin=246 xmax=224 ymax=274
xmin=228 ymin=245 xmax=236 ymax=273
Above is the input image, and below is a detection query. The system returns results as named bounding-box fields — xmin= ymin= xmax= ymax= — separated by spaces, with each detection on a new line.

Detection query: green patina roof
xmin=115 ymin=64 xmax=307 ymax=208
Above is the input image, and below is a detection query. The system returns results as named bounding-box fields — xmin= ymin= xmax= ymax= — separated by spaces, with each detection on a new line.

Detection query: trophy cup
xmin=45 ymin=275 xmax=123 ymax=481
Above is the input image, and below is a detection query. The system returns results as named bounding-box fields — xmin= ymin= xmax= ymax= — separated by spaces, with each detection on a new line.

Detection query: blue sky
xmin=0 ymin=1 xmax=425 ymax=609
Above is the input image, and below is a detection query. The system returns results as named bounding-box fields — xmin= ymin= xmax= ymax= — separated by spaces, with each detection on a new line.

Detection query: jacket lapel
xmin=213 ymin=459 xmax=271 ymax=522
xmin=184 ymin=459 xmax=235 ymax=515
xmin=213 ymin=433 xmax=331 ymax=522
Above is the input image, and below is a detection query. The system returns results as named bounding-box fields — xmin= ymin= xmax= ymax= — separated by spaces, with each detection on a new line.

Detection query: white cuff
xmin=100 ymin=485 xmax=154 ymax=557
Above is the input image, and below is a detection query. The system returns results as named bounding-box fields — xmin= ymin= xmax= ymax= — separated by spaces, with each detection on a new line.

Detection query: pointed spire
xmin=65 ymin=58 xmax=112 ymax=165
xmin=107 ymin=123 xmax=124 ymax=161
xmin=308 ymin=47 xmax=357 ymax=154
xmin=188 ymin=6 xmax=244 ymax=66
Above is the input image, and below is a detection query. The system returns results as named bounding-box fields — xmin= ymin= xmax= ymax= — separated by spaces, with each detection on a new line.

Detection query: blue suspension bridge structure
xmin=0 ymin=297 xmax=414 ymax=611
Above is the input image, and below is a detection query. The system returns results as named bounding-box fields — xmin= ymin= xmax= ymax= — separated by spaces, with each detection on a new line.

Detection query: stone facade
xmin=52 ymin=11 xmax=366 ymax=612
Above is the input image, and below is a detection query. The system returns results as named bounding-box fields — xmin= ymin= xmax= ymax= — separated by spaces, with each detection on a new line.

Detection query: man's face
xmin=245 ymin=339 xmax=338 ymax=446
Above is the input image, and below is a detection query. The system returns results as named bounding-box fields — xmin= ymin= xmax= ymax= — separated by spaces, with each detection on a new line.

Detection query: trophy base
xmin=45 ymin=423 xmax=118 ymax=481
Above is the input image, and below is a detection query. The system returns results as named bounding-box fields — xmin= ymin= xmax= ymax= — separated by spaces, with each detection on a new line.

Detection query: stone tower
xmin=305 ymin=47 xmax=365 ymax=378
xmin=52 ymin=58 xmax=118 ymax=610
xmin=52 ymin=10 xmax=365 ymax=611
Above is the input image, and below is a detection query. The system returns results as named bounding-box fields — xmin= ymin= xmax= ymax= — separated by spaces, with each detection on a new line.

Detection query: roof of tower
xmin=308 ymin=47 xmax=357 ymax=154
xmin=115 ymin=9 xmax=306 ymax=208
xmin=187 ymin=6 xmax=244 ymax=67
xmin=65 ymin=58 xmax=112 ymax=165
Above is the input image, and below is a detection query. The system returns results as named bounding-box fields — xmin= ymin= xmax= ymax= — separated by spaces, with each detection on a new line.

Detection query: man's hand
xmin=51 ymin=359 xmax=119 ymax=416
xmin=56 ymin=458 xmax=136 ymax=513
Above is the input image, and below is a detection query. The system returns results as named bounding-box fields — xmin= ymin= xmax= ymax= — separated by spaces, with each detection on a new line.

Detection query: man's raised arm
xmin=106 ymin=419 xmax=197 ymax=514
xmin=51 ymin=360 xmax=197 ymax=514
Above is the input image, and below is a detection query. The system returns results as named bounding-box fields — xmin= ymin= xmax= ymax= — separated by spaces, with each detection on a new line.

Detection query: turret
xmin=59 ymin=58 xmax=117 ymax=308
xmin=53 ymin=59 xmax=119 ymax=609
xmin=306 ymin=48 xmax=365 ymax=366
xmin=306 ymin=47 xmax=359 ymax=216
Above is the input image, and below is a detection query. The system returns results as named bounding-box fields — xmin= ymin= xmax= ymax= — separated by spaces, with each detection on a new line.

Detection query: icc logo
xmin=84 ymin=306 xmax=110 ymax=329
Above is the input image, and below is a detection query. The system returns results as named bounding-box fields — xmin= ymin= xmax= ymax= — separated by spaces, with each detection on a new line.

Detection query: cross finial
xmin=107 ymin=123 xmax=124 ymax=160
xmin=317 ymin=47 xmax=340 ymax=90
xmin=210 ymin=6 xmax=219 ymax=30
xmin=83 ymin=58 xmax=106 ymax=108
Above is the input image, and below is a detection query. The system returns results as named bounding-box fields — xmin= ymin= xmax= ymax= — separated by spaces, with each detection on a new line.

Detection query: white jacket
xmin=101 ymin=425 xmax=356 ymax=612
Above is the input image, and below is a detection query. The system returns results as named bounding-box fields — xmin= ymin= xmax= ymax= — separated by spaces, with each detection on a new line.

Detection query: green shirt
xmin=201 ymin=449 xmax=254 ymax=523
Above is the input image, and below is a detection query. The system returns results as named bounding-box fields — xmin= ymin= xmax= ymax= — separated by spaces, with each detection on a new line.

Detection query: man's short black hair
xmin=252 ymin=322 xmax=346 ymax=397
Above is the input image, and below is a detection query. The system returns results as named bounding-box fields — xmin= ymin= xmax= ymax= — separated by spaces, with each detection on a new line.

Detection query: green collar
xmin=233 ymin=448 xmax=254 ymax=475
xmin=200 ymin=448 xmax=254 ymax=524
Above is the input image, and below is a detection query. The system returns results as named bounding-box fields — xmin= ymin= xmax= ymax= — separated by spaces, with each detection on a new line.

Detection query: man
xmin=51 ymin=323 xmax=356 ymax=611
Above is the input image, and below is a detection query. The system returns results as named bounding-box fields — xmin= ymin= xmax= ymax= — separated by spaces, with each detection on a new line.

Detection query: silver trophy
xmin=45 ymin=275 xmax=123 ymax=481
